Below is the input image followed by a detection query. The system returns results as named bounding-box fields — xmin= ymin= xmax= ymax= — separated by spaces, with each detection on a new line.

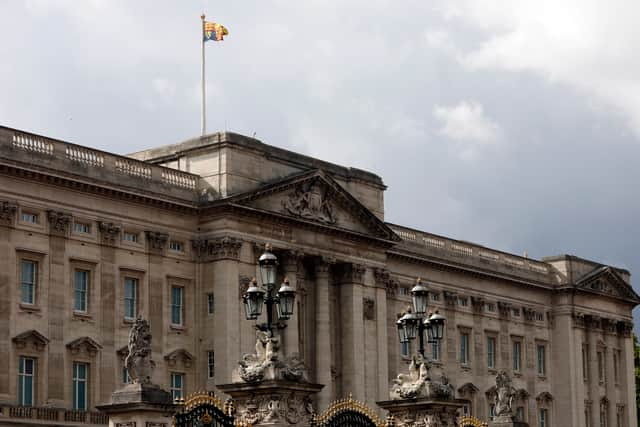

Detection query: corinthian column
xmin=314 ymin=257 xmax=334 ymax=410
xmin=282 ymin=251 xmax=304 ymax=356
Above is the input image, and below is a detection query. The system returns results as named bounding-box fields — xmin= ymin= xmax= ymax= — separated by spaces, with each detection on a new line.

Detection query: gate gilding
xmin=311 ymin=395 xmax=387 ymax=427
xmin=458 ymin=415 xmax=488 ymax=427
xmin=173 ymin=391 xmax=242 ymax=427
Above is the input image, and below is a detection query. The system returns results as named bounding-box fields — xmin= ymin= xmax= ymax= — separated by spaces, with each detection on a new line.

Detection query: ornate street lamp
xmin=396 ymin=278 xmax=445 ymax=358
xmin=242 ymin=244 xmax=296 ymax=337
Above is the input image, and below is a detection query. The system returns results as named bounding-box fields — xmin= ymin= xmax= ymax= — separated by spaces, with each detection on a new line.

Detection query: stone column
xmin=374 ymin=281 xmax=389 ymax=402
xmin=618 ymin=321 xmax=636 ymax=426
xmin=46 ymin=210 xmax=71 ymax=406
xmin=604 ymin=319 xmax=617 ymax=425
xmin=337 ymin=263 xmax=366 ymax=400
xmin=98 ymin=222 xmax=121 ymax=404
xmin=314 ymin=258 xmax=334 ymax=410
xmin=587 ymin=325 xmax=600 ymax=425
xmin=442 ymin=291 xmax=458 ymax=380
xmin=0 ymin=201 xmax=16 ymax=398
xmin=282 ymin=251 xmax=303 ymax=356
xmin=145 ymin=232 xmax=169 ymax=360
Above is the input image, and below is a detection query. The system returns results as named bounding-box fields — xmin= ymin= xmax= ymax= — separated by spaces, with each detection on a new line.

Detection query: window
xmin=598 ymin=351 xmax=605 ymax=383
xmin=207 ymin=351 xmax=215 ymax=379
xmin=585 ymin=402 xmax=592 ymax=427
xmin=537 ymin=344 xmax=546 ymax=376
xmin=72 ymin=362 xmax=88 ymax=410
xmin=489 ymin=404 xmax=496 ymax=420
xmin=431 ymin=293 xmax=440 ymax=302
xmin=170 ymin=373 xmax=184 ymax=400
xmin=74 ymin=222 xmax=91 ymax=233
xmin=600 ymin=402 xmax=608 ymax=427
xmin=516 ymin=406 xmax=525 ymax=421
xmin=616 ymin=405 xmax=624 ymax=427
xmin=460 ymin=332 xmax=469 ymax=365
xmin=487 ymin=337 xmax=496 ymax=369
xmin=535 ymin=312 xmax=544 ymax=321
xmin=207 ymin=293 xmax=215 ymax=315
xmin=539 ymin=408 xmax=548 ymax=427
xmin=124 ymin=277 xmax=138 ymax=319
xmin=512 ymin=308 xmax=521 ymax=317
xmin=21 ymin=212 xmax=38 ymax=224
xmin=613 ymin=350 xmax=620 ymax=384
xmin=123 ymin=231 xmax=138 ymax=243
xmin=583 ymin=346 xmax=589 ymax=381
xmin=485 ymin=303 xmax=496 ymax=312
xmin=74 ymin=270 xmax=89 ymax=312
xmin=20 ymin=260 xmax=37 ymax=305
xmin=18 ymin=357 xmax=35 ymax=406
xmin=513 ymin=340 xmax=522 ymax=371
xmin=398 ymin=287 xmax=409 ymax=296
xmin=431 ymin=339 xmax=441 ymax=361
xmin=122 ymin=367 xmax=131 ymax=384
xmin=171 ymin=286 xmax=184 ymax=326
xmin=458 ymin=297 xmax=468 ymax=307
xmin=400 ymin=341 xmax=409 ymax=358
xmin=462 ymin=402 xmax=471 ymax=416
xmin=169 ymin=241 xmax=184 ymax=252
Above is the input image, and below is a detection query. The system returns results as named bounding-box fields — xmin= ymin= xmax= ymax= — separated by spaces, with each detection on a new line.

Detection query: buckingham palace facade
xmin=0 ymin=125 xmax=636 ymax=427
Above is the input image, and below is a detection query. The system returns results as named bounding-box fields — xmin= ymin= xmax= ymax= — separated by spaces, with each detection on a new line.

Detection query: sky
xmin=1 ymin=1 xmax=639 ymax=327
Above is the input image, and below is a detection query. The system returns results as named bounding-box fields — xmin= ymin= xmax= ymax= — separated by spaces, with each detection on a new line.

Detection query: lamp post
xmin=396 ymin=278 xmax=445 ymax=358
xmin=242 ymin=244 xmax=296 ymax=337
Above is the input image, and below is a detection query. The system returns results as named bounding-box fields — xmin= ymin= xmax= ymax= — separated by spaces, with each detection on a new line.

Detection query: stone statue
xmin=282 ymin=182 xmax=336 ymax=224
xmin=494 ymin=371 xmax=516 ymax=418
xmin=124 ymin=315 xmax=155 ymax=385
xmin=390 ymin=355 xmax=456 ymax=401
xmin=236 ymin=330 xmax=308 ymax=383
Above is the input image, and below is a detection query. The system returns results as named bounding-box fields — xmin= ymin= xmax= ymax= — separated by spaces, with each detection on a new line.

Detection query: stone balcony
xmin=387 ymin=223 xmax=555 ymax=285
xmin=0 ymin=126 xmax=200 ymax=206
xmin=0 ymin=405 xmax=108 ymax=426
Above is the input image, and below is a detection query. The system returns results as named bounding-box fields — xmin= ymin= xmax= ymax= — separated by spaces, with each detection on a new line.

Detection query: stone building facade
xmin=0 ymin=125 xmax=636 ymax=427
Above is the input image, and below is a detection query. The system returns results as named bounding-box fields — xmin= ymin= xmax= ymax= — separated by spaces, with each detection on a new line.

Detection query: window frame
xmin=20 ymin=211 xmax=39 ymax=225
xmin=73 ymin=269 xmax=90 ymax=313
xmin=207 ymin=351 xmax=215 ymax=379
xmin=431 ymin=338 xmax=441 ymax=361
xmin=460 ymin=331 xmax=470 ymax=366
xmin=18 ymin=356 xmax=35 ymax=406
xmin=72 ymin=362 xmax=89 ymax=411
xmin=123 ymin=276 xmax=139 ymax=320
xmin=170 ymin=372 xmax=184 ymax=400
xmin=171 ymin=285 xmax=184 ymax=326
xmin=512 ymin=338 xmax=523 ymax=372
xmin=20 ymin=259 xmax=37 ymax=306
xmin=487 ymin=335 xmax=497 ymax=370
xmin=536 ymin=343 xmax=546 ymax=376
xmin=207 ymin=293 xmax=215 ymax=315
xmin=169 ymin=240 xmax=184 ymax=253
xmin=539 ymin=408 xmax=548 ymax=427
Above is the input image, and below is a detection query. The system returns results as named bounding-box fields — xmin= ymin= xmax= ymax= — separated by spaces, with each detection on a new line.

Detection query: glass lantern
xmin=276 ymin=278 xmax=296 ymax=320
xmin=397 ymin=319 xmax=409 ymax=343
xmin=258 ymin=245 xmax=278 ymax=287
xmin=399 ymin=312 xmax=419 ymax=341
xmin=411 ymin=278 xmax=429 ymax=315
xmin=429 ymin=312 xmax=446 ymax=341
xmin=243 ymin=278 xmax=265 ymax=320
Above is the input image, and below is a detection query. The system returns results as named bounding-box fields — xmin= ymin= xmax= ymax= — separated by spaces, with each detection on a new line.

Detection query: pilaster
xmin=0 ymin=200 xmax=16 ymax=397
xmin=314 ymin=257 xmax=334 ymax=410
xmin=282 ymin=251 xmax=304 ymax=357
xmin=145 ymin=231 xmax=168 ymax=358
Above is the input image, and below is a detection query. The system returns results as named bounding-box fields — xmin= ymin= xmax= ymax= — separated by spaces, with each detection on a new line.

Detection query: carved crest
xmin=282 ymin=181 xmax=336 ymax=224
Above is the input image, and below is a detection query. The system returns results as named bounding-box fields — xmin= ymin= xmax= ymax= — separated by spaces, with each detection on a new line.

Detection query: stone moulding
xmin=12 ymin=329 xmax=49 ymax=351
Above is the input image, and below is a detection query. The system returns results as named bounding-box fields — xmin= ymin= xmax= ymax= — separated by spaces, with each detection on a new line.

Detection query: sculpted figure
xmin=237 ymin=331 xmax=308 ymax=383
xmin=390 ymin=354 xmax=432 ymax=399
xmin=124 ymin=315 xmax=155 ymax=385
xmin=494 ymin=371 xmax=516 ymax=417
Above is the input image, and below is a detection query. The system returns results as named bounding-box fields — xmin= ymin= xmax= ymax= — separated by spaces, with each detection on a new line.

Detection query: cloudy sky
xmin=1 ymin=1 xmax=639 ymax=325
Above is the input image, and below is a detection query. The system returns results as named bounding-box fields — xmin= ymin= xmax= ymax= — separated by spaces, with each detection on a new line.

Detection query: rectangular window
xmin=74 ymin=270 xmax=89 ymax=312
xmin=207 ymin=293 xmax=215 ymax=315
xmin=18 ymin=357 xmax=35 ymax=406
xmin=207 ymin=351 xmax=215 ymax=379
xmin=74 ymin=222 xmax=91 ymax=233
xmin=583 ymin=346 xmax=589 ymax=381
xmin=20 ymin=260 xmax=37 ymax=305
xmin=616 ymin=406 xmax=624 ymax=427
xmin=431 ymin=339 xmax=441 ymax=361
xmin=487 ymin=337 xmax=496 ymax=369
xmin=21 ymin=212 xmax=38 ymax=224
xmin=122 ymin=367 xmax=131 ymax=384
xmin=458 ymin=297 xmax=468 ymax=307
xmin=123 ymin=231 xmax=138 ymax=242
xmin=400 ymin=341 xmax=409 ymax=358
xmin=600 ymin=406 xmax=607 ymax=427
xmin=513 ymin=340 xmax=522 ymax=371
xmin=539 ymin=408 xmax=547 ymax=427
xmin=535 ymin=312 xmax=544 ymax=321
xmin=72 ymin=362 xmax=88 ymax=410
xmin=462 ymin=403 xmax=470 ymax=416
xmin=169 ymin=241 xmax=184 ymax=252
xmin=512 ymin=308 xmax=521 ymax=317
xmin=124 ymin=277 xmax=138 ymax=319
xmin=398 ymin=287 xmax=409 ymax=296
xmin=585 ymin=402 xmax=592 ymax=427
xmin=171 ymin=286 xmax=184 ymax=326
xmin=460 ymin=332 xmax=469 ymax=365
xmin=489 ymin=404 xmax=496 ymax=420
xmin=537 ymin=344 xmax=546 ymax=376
xmin=613 ymin=350 xmax=620 ymax=384
xmin=431 ymin=293 xmax=440 ymax=301
xmin=598 ymin=351 xmax=605 ymax=383
xmin=516 ymin=406 xmax=525 ymax=421
xmin=485 ymin=303 xmax=496 ymax=312
xmin=170 ymin=373 xmax=184 ymax=400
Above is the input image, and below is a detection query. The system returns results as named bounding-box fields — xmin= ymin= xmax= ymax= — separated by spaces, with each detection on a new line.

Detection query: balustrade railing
xmin=389 ymin=224 xmax=550 ymax=276
xmin=1 ymin=126 xmax=200 ymax=199
xmin=0 ymin=405 xmax=107 ymax=424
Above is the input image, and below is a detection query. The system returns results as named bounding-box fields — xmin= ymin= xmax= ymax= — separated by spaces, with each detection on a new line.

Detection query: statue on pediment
xmin=283 ymin=182 xmax=336 ymax=224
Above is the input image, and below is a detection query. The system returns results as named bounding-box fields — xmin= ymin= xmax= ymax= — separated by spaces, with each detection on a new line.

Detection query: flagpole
xmin=201 ymin=13 xmax=206 ymax=136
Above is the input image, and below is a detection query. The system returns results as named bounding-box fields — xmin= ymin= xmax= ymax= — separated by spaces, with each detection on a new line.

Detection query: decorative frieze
xmin=443 ymin=291 xmax=458 ymax=306
xmin=470 ymin=296 xmax=485 ymax=313
xmin=497 ymin=301 xmax=512 ymax=318
xmin=191 ymin=236 xmax=243 ymax=261
xmin=363 ymin=297 xmax=376 ymax=320
xmin=47 ymin=210 xmax=71 ymax=236
xmin=145 ymin=231 xmax=169 ymax=254
xmin=0 ymin=200 xmax=17 ymax=226
xmin=572 ymin=312 xmax=633 ymax=337
xmin=99 ymin=221 xmax=122 ymax=245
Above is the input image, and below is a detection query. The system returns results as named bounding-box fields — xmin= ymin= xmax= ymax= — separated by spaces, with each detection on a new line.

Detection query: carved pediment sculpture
xmin=66 ymin=336 xmax=102 ymax=357
xmin=282 ymin=180 xmax=336 ymax=224
xmin=575 ymin=266 xmax=640 ymax=303
xmin=164 ymin=348 xmax=195 ymax=368
xmin=12 ymin=329 xmax=49 ymax=351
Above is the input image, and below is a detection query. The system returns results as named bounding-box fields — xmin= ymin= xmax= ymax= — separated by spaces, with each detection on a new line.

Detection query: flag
xmin=203 ymin=21 xmax=228 ymax=42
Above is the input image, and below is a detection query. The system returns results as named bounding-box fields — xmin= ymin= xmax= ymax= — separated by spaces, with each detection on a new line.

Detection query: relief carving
xmin=47 ymin=210 xmax=71 ymax=235
xmin=390 ymin=355 xmax=455 ymax=401
xmin=236 ymin=392 xmax=314 ymax=426
xmin=282 ymin=181 xmax=336 ymax=224
xmin=363 ymin=297 xmax=376 ymax=320
xmin=99 ymin=222 xmax=121 ymax=245
xmin=0 ymin=201 xmax=17 ymax=226
xmin=145 ymin=231 xmax=169 ymax=253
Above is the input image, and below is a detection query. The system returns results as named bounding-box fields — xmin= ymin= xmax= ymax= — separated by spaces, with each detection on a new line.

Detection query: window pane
xmin=74 ymin=270 xmax=88 ymax=312
xmin=171 ymin=287 xmax=183 ymax=325
xmin=20 ymin=261 xmax=35 ymax=304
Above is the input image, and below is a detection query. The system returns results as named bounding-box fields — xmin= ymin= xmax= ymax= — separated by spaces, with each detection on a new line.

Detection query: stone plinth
xmin=377 ymin=397 xmax=465 ymax=427
xmin=489 ymin=415 xmax=529 ymax=427
xmin=96 ymin=384 xmax=177 ymax=427
xmin=218 ymin=380 xmax=323 ymax=427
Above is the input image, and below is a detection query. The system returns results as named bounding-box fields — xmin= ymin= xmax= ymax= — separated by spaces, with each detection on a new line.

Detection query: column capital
xmin=339 ymin=262 xmax=366 ymax=284
xmin=282 ymin=250 xmax=305 ymax=271
xmin=314 ymin=256 xmax=335 ymax=276
xmin=145 ymin=230 xmax=169 ymax=255
xmin=191 ymin=236 xmax=243 ymax=261
xmin=0 ymin=200 xmax=17 ymax=227
xmin=47 ymin=210 xmax=72 ymax=236
xmin=98 ymin=221 xmax=122 ymax=246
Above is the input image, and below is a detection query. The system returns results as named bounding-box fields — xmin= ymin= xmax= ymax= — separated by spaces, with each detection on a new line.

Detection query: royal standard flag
xmin=204 ymin=21 xmax=228 ymax=42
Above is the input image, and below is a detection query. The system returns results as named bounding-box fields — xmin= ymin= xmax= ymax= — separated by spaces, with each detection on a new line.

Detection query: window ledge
xmin=460 ymin=365 xmax=471 ymax=372
xmin=72 ymin=311 xmax=93 ymax=321
xmin=123 ymin=317 xmax=135 ymax=325
xmin=19 ymin=303 xmax=41 ymax=313
xmin=488 ymin=368 xmax=497 ymax=375
xmin=170 ymin=324 xmax=186 ymax=332
xmin=537 ymin=375 xmax=547 ymax=381
xmin=513 ymin=372 xmax=523 ymax=378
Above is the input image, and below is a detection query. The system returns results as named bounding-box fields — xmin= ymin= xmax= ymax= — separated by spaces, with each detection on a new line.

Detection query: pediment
xmin=575 ymin=266 xmax=640 ymax=303
xmin=536 ymin=391 xmax=553 ymax=404
xmin=12 ymin=329 xmax=49 ymax=351
xmin=66 ymin=336 xmax=102 ymax=357
xmin=222 ymin=170 xmax=399 ymax=242
xmin=164 ymin=348 xmax=194 ymax=368
xmin=457 ymin=382 xmax=479 ymax=396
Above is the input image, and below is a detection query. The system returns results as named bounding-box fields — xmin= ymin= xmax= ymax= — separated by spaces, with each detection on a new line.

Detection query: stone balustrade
xmin=388 ymin=224 xmax=553 ymax=283
xmin=0 ymin=126 xmax=200 ymax=202
xmin=1 ymin=405 xmax=108 ymax=425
